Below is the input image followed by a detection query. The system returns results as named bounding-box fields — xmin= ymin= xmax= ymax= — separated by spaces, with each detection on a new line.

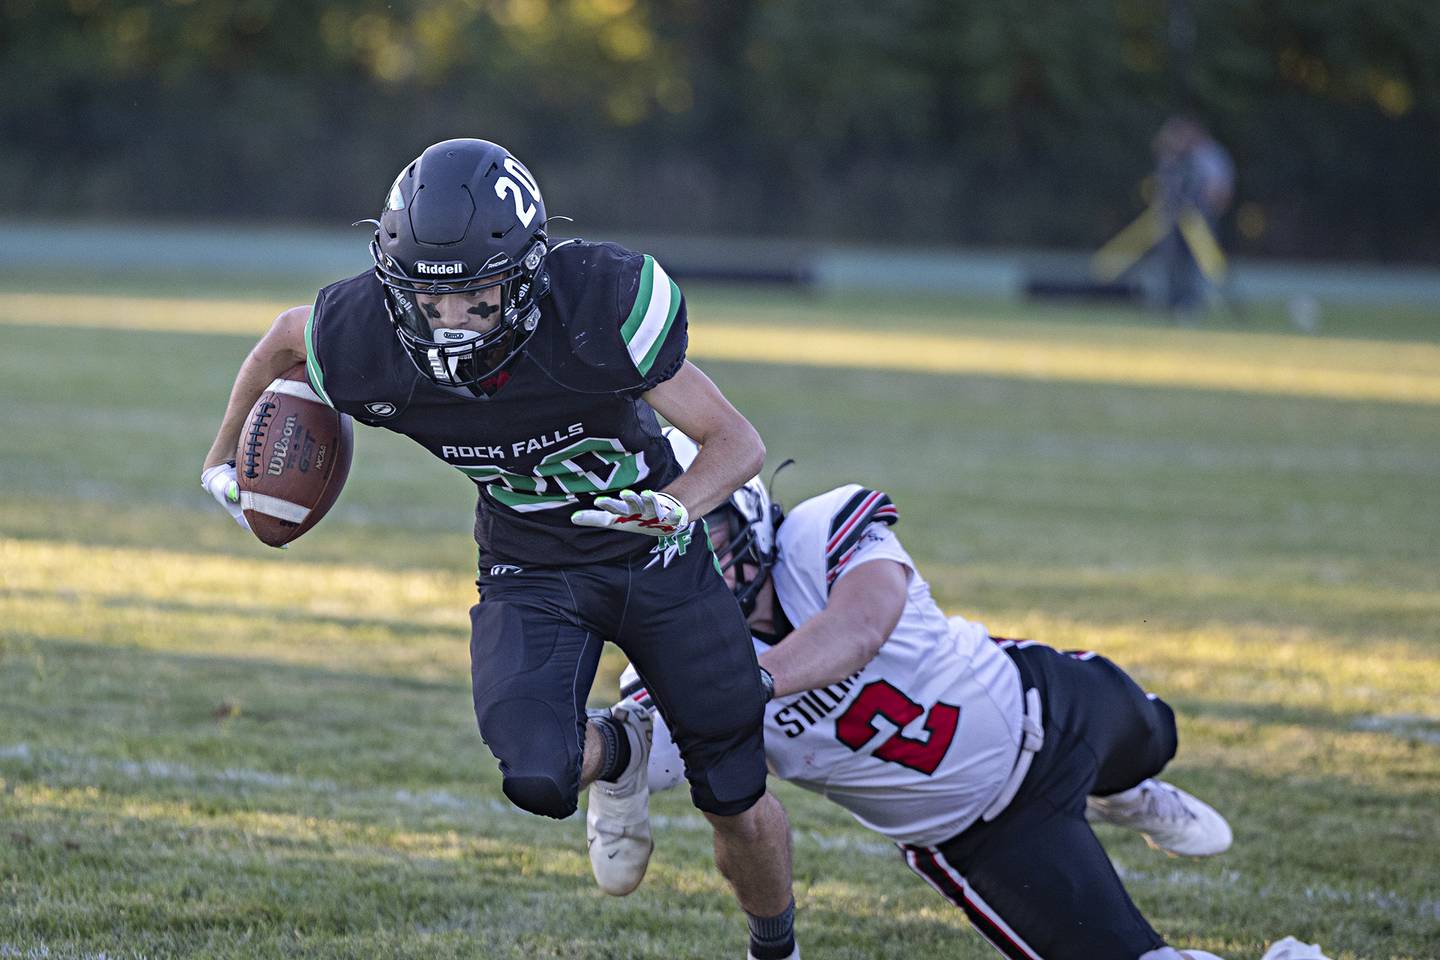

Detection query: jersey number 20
xmin=835 ymin=680 xmax=960 ymax=775
xmin=495 ymin=157 xmax=541 ymax=228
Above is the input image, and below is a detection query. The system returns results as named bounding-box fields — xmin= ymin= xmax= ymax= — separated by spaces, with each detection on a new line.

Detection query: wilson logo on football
xmin=267 ymin=414 xmax=299 ymax=475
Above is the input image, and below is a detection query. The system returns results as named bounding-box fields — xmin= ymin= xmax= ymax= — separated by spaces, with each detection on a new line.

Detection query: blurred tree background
xmin=2 ymin=0 xmax=1437 ymax=261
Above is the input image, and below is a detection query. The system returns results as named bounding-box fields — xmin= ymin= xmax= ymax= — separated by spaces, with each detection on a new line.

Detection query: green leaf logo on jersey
xmin=645 ymin=522 xmax=694 ymax=570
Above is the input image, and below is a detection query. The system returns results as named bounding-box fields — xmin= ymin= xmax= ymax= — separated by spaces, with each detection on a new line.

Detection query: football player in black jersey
xmin=200 ymin=139 xmax=799 ymax=960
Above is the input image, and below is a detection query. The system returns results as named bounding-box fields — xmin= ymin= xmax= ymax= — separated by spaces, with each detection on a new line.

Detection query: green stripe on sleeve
xmin=635 ymin=275 xmax=682 ymax=376
xmin=619 ymin=255 xmax=656 ymax=345
xmin=303 ymin=301 xmax=335 ymax=408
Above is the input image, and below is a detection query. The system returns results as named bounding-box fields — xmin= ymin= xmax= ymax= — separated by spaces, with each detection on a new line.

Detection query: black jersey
xmin=303 ymin=240 xmax=690 ymax=567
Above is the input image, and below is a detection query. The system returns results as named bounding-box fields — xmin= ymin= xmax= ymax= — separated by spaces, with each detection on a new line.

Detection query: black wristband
xmin=758 ymin=666 xmax=775 ymax=702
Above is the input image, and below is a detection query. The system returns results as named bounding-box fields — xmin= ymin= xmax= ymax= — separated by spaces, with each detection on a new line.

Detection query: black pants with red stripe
xmin=904 ymin=643 xmax=1178 ymax=960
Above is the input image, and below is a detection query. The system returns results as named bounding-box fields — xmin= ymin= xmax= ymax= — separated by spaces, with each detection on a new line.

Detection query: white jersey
xmin=759 ymin=485 xmax=1024 ymax=846
xmin=627 ymin=485 xmax=1027 ymax=847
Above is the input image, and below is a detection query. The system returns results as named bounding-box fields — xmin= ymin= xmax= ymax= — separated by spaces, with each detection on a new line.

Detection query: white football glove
xmin=201 ymin=461 xmax=250 ymax=530
xmin=571 ymin=489 xmax=688 ymax=537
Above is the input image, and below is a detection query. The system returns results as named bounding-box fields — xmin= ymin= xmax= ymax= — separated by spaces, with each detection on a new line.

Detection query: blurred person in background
xmin=200 ymin=138 xmax=799 ymax=960
xmin=1153 ymin=116 xmax=1235 ymax=320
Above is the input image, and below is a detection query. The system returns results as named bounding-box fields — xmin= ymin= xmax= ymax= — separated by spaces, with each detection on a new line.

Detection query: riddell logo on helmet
xmin=414 ymin=260 xmax=467 ymax=276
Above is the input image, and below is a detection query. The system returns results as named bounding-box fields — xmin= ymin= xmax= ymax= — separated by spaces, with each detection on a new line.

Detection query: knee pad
xmin=478 ymin=697 xmax=581 ymax=820
xmin=1147 ymin=695 xmax=1180 ymax=769
xmin=502 ymin=774 xmax=575 ymax=820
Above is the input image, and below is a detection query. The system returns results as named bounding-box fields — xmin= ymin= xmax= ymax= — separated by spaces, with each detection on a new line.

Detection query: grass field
xmin=1 ymin=268 xmax=1437 ymax=959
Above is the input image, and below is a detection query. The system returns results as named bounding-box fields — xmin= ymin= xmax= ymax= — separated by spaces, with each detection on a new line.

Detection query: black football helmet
xmin=369 ymin=138 xmax=549 ymax=388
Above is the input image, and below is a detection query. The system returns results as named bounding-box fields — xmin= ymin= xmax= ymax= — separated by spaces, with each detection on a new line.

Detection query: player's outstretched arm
xmin=201 ymin=306 xmax=310 ymax=472
xmin=759 ymin=559 xmax=908 ymax=699
xmin=641 ymin=361 xmax=764 ymax=518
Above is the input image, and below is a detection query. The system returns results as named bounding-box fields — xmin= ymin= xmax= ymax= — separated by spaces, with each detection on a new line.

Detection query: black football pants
xmin=903 ymin=642 xmax=1179 ymax=960
xmin=469 ymin=533 xmax=768 ymax=819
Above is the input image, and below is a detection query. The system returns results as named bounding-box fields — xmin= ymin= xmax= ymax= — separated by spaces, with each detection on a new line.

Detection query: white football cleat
xmin=1260 ymin=937 xmax=1331 ymax=960
xmin=1140 ymin=948 xmax=1225 ymax=960
xmin=1087 ymin=778 xmax=1232 ymax=857
xmin=586 ymin=700 xmax=654 ymax=896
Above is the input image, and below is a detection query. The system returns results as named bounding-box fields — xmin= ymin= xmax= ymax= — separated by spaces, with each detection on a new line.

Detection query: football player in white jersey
xmin=588 ymin=430 xmax=1330 ymax=960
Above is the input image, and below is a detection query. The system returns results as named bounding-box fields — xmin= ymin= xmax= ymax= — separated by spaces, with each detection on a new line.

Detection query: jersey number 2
xmin=835 ymin=680 xmax=960 ymax=775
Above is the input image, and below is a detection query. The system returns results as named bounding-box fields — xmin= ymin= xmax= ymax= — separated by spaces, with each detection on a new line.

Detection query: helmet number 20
xmin=494 ymin=157 xmax=541 ymax=228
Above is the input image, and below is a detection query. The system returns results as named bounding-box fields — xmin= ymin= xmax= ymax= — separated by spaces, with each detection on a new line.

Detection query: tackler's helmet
xmin=663 ymin=427 xmax=780 ymax=617
xmin=369 ymin=138 xmax=549 ymax=387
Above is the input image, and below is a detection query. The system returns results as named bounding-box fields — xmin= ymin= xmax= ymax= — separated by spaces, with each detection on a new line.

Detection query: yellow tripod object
xmin=1091 ymin=204 xmax=1227 ymax=284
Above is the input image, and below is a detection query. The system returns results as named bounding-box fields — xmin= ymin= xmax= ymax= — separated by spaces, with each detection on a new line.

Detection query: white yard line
xmin=1349 ymin=713 xmax=1440 ymax=745
xmin=5 ymin=742 xmax=1436 ymax=921
xmin=0 ymin=945 xmax=145 ymax=960
xmin=1113 ymin=865 xmax=1440 ymax=922
xmin=0 ymin=742 xmax=890 ymax=856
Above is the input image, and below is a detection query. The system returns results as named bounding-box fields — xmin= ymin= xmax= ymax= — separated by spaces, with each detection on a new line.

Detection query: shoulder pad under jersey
xmin=304 ymin=271 xmax=418 ymax=415
xmin=535 ymin=241 xmax=688 ymax=397
xmin=780 ymin=485 xmax=899 ymax=594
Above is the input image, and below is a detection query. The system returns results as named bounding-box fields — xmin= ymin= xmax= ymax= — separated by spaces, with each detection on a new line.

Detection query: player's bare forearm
xmin=758 ymin=614 xmax=873 ymax=699
xmin=758 ymin=560 xmax=908 ymax=698
xmin=643 ymin=362 xmax=765 ymax=517
xmin=202 ymin=306 xmax=310 ymax=470
xmin=661 ymin=422 xmax=763 ymax=517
